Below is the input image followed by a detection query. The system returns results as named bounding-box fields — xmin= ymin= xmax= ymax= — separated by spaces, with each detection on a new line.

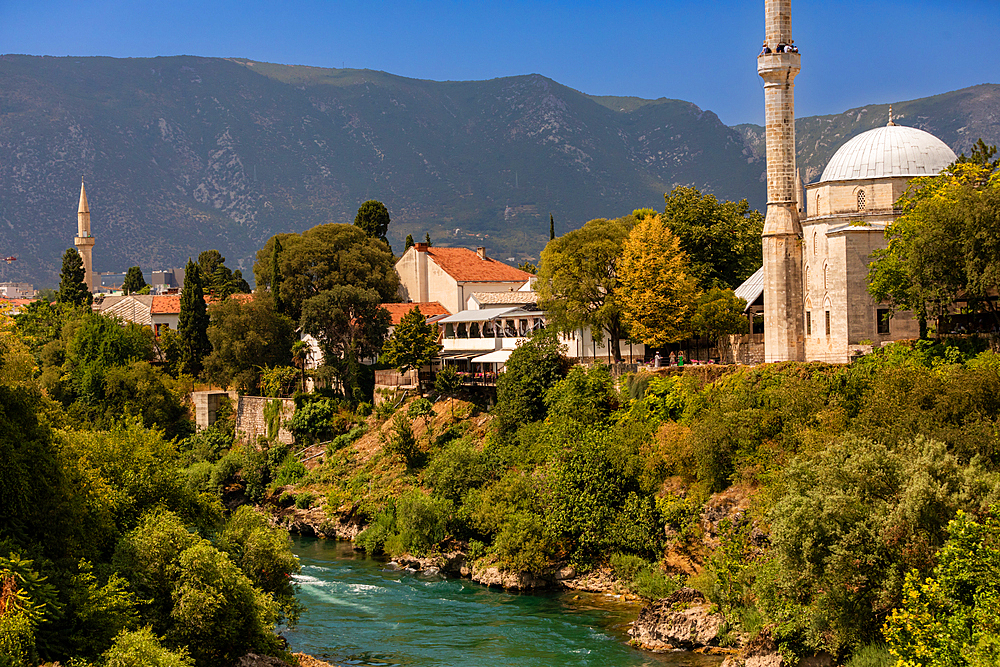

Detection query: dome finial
xmin=887 ymin=105 xmax=897 ymax=127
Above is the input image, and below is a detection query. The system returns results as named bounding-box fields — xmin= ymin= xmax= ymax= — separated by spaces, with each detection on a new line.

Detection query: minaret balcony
xmin=757 ymin=52 xmax=801 ymax=78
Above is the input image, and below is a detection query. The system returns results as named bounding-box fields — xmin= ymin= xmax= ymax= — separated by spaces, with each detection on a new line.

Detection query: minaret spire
xmin=74 ymin=179 xmax=96 ymax=292
xmin=758 ymin=0 xmax=805 ymax=362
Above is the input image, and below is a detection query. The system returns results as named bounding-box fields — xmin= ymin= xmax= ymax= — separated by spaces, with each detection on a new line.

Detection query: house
xmin=381 ymin=301 xmax=450 ymax=336
xmin=395 ymin=243 xmax=533 ymax=314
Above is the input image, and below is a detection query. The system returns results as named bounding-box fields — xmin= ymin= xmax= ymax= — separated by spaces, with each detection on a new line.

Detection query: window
xmin=469 ymin=322 xmax=480 ymax=337
xmin=813 ymin=231 xmax=817 ymax=256
xmin=816 ymin=192 xmax=821 ymax=216
xmin=824 ymin=264 xmax=829 ymax=291
xmin=857 ymin=189 xmax=866 ymax=211
xmin=457 ymin=323 xmax=468 ymax=338
xmin=805 ymin=266 xmax=810 ymax=292
xmin=445 ymin=323 xmax=455 ymax=339
xmin=806 ymin=311 xmax=812 ymax=336
xmin=825 ymin=310 xmax=831 ymax=336
xmin=877 ymin=309 xmax=890 ymax=335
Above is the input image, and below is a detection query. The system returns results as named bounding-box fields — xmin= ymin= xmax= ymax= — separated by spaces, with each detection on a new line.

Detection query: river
xmin=285 ymin=536 xmax=724 ymax=667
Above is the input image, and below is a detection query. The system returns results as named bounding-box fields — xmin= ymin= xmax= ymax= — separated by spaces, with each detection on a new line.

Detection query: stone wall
xmin=191 ymin=390 xmax=239 ymax=431
xmin=721 ymin=334 xmax=765 ymax=365
xmin=235 ymin=396 xmax=296 ymax=445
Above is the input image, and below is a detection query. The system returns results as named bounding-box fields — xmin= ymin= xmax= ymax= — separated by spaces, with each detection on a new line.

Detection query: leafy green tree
xmin=494 ymin=329 xmax=569 ymax=437
xmin=101 ymin=628 xmax=194 ymax=667
xmin=662 ymin=186 xmax=764 ymax=290
xmin=197 ymin=250 xmax=225 ymax=280
xmin=405 ymin=234 xmax=415 ymax=250
xmin=354 ymin=199 xmax=391 ymax=244
xmin=868 ymin=150 xmax=1000 ymax=334
xmin=254 ymin=224 xmax=399 ymax=321
xmin=300 ymin=286 xmax=392 ymax=400
xmin=885 ymin=507 xmax=1000 ymax=667
xmin=178 ymin=260 xmax=210 ymax=377
xmin=690 ymin=288 xmax=749 ymax=341
xmin=618 ymin=214 xmax=699 ymax=347
xmin=59 ymin=248 xmax=91 ymax=307
xmin=382 ymin=306 xmax=441 ymax=382
xmin=434 ymin=365 xmax=462 ymax=417
xmin=204 ymin=294 xmax=295 ymax=394
xmin=122 ymin=266 xmax=147 ymax=296
xmin=197 ymin=250 xmax=249 ymax=299
xmin=536 ymin=215 xmax=636 ymax=362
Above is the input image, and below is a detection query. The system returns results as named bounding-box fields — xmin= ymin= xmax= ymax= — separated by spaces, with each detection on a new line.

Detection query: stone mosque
xmin=752 ymin=0 xmax=957 ymax=363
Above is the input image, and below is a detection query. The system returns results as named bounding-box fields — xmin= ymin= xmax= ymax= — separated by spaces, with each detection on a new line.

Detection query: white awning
xmin=437 ymin=307 xmax=522 ymax=324
xmin=470 ymin=349 xmax=513 ymax=364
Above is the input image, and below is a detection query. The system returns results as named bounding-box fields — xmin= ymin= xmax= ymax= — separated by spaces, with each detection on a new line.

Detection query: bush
xmin=355 ymin=507 xmax=396 ymax=556
xmin=294 ymin=492 xmax=315 ymax=509
xmin=286 ymin=398 xmax=336 ymax=446
xmin=209 ymin=450 xmax=243 ymax=492
xmin=271 ymin=454 xmax=307 ymax=489
xmin=383 ymin=414 xmax=422 ymax=467
xmin=843 ymin=643 xmax=893 ymax=667
xmin=386 ymin=490 xmax=453 ymax=556
xmin=491 ymin=512 xmax=551 ymax=576
xmin=101 ymin=628 xmax=193 ymax=667
xmin=493 ymin=330 xmax=569 ymax=437
xmin=423 ymin=438 xmax=493 ymax=502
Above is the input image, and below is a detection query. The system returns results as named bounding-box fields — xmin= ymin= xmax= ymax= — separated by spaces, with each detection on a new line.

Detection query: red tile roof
xmin=426 ymin=247 xmax=532 ymax=283
xmin=151 ymin=292 xmax=254 ymax=314
xmin=381 ymin=302 xmax=450 ymax=326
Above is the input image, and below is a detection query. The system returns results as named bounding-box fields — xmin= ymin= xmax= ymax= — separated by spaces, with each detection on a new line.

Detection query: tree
xmin=689 ymin=288 xmax=750 ymax=341
xmin=203 ymin=294 xmax=295 ymax=394
xmin=405 ymin=234 xmax=415 ymax=250
xmin=434 ymin=366 xmax=462 ymax=418
xmin=269 ymin=237 xmax=284 ymax=314
xmin=550 ymin=214 xmax=555 ymax=241
xmin=618 ymin=214 xmax=699 ymax=347
xmin=424 ymin=232 xmax=432 ymax=247
xmin=868 ymin=146 xmax=1000 ymax=334
xmin=254 ymin=224 xmax=399 ymax=321
xmin=382 ymin=306 xmax=441 ymax=390
xmin=536 ymin=215 xmax=636 ymax=362
xmin=122 ymin=266 xmax=147 ymax=295
xmin=59 ymin=248 xmax=92 ymax=307
xmin=178 ymin=260 xmax=210 ymax=377
xmin=197 ymin=250 xmax=249 ymax=299
xmin=662 ymin=186 xmax=765 ymax=290
xmin=300 ymin=286 xmax=391 ymax=400
xmin=354 ymin=200 xmax=391 ymax=244
xmin=494 ymin=329 xmax=569 ymax=437
xmin=290 ymin=340 xmax=309 ymax=393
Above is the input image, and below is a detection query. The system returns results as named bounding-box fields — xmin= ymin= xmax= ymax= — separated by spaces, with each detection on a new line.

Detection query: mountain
xmin=0 ymin=54 xmax=997 ymax=288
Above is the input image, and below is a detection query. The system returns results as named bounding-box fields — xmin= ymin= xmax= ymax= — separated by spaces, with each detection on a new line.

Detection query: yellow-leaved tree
xmin=618 ymin=214 xmax=699 ymax=347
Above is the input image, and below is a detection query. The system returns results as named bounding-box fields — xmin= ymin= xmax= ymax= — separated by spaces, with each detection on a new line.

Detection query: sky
xmin=1 ymin=0 xmax=997 ymax=126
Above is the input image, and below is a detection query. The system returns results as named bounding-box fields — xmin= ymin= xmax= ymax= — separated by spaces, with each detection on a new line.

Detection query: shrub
xmin=493 ymin=329 xmax=569 ymax=437
xmin=423 ymin=438 xmax=493 ymax=502
xmin=355 ymin=507 xmax=396 ymax=556
xmin=182 ymin=461 xmax=214 ymax=495
xmin=385 ymin=490 xmax=453 ymax=556
xmin=491 ymin=512 xmax=551 ymax=576
xmin=271 ymin=454 xmax=307 ymax=489
xmin=209 ymin=450 xmax=243 ymax=492
xmin=383 ymin=414 xmax=422 ymax=467
xmin=286 ymin=398 xmax=336 ymax=446
xmin=101 ymin=628 xmax=193 ymax=667
xmin=294 ymin=492 xmax=315 ymax=509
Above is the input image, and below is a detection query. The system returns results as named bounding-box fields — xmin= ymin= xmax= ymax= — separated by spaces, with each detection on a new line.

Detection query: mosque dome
xmin=819 ymin=123 xmax=957 ymax=182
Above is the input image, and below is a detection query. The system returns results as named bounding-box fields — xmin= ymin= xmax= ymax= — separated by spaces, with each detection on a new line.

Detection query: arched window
xmin=857 ymin=189 xmax=866 ymax=211
xmin=805 ymin=265 xmax=810 ymax=292
xmin=824 ymin=264 xmax=829 ymax=291
xmin=815 ymin=192 xmax=821 ymax=216
xmin=813 ymin=231 xmax=818 ymax=256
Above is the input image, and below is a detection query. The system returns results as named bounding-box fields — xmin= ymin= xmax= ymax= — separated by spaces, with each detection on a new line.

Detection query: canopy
xmin=436 ymin=307 xmax=522 ymax=324
xmin=470 ymin=349 xmax=513 ymax=364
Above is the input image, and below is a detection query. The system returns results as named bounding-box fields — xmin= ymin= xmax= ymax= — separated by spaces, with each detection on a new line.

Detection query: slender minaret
xmin=758 ymin=0 xmax=804 ymax=362
xmin=74 ymin=180 xmax=95 ymax=291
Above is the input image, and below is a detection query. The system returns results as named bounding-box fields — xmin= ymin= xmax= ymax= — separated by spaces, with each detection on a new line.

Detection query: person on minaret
xmin=758 ymin=0 xmax=805 ymax=362
xmin=74 ymin=179 xmax=96 ymax=292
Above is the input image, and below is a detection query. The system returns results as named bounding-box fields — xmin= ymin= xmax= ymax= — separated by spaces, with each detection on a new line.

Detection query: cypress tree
xmin=122 ymin=266 xmax=147 ymax=295
xmin=424 ymin=233 xmax=432 ymax=247
xmin=550 ymin=214 xmax=555 ymax=241
xmin=178 ymin=259 xmax=210 ymax=376
xmin=405 ymin=234 xmax=414 ymax=250
xmin=58 ymin=248 xmax=92 ymax=307
xmin=271 ymin=237 xmax=283 ymax=314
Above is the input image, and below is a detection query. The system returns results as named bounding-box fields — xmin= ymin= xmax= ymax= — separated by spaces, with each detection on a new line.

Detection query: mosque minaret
xmin=74 ymin=180 xmax=95 ymax=291
xmin=758 ymin=0 xmax=805 ymax=362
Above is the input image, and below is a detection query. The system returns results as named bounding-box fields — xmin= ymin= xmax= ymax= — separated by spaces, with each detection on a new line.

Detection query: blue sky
xmin=1 ymin=0 xmax=997 ymax=125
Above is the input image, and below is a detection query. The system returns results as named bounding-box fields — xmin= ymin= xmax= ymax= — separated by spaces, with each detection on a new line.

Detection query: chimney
xmin=476 ymin=247 xmax=486 ymax=260
xmin=414 ymin=242 xmax=429 ymax=252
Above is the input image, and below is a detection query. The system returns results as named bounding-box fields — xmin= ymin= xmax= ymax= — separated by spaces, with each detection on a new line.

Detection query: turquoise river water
xmin=286 ymin=535 xmax=723 ymax=667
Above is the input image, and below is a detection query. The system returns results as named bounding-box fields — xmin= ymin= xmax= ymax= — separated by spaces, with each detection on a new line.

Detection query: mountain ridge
xmin=0 ymin=54 xmax=997 ymax=287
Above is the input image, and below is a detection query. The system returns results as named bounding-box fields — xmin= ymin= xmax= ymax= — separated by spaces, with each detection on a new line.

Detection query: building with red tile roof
xmin=380 ymin=301 xmax=450 ymax=327
xmin=395 ymin=243 xmax=532 ymax=314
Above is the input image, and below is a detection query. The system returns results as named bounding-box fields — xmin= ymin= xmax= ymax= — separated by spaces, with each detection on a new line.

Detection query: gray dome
xmin=819 ymin=124 xmax=957 ymax=182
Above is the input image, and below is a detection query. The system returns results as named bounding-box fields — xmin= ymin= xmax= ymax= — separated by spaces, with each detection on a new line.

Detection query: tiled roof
xmin=471 ymin=291 xmax=538 ymax=305
xmin=426 ymin=247 xmax=532 ymax=283
xmin=102 ymin=295 xmax=155 ymax=326
xmin=151 ymin=295 xmax=181 ymax=314
xmin=382 ymin=301 xmax=450 ymax=326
